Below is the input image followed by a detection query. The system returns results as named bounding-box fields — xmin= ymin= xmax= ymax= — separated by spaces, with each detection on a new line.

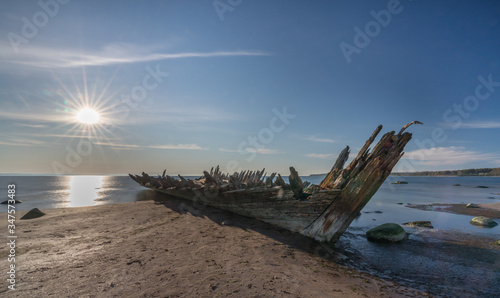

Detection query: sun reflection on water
xmin=66 ymin=176 xmax=104 ymax=207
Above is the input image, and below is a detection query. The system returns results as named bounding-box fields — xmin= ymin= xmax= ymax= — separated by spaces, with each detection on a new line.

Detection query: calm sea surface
xmin=1 ymin=175 xmax=499 ymax=235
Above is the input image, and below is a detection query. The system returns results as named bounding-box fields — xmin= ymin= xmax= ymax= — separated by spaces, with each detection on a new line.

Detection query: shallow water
xmin=335 ymin=228 xmax=500 ymax=297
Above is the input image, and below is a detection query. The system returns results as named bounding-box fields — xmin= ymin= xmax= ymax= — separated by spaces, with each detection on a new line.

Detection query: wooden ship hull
xmin=129 ymin=122 xmax=421 ymax=243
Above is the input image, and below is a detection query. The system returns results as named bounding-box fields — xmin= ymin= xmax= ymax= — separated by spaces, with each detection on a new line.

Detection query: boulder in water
xmin=366 ymin=223 xmax=408 ymax=243
xmin=475 ymin=185 xmax=489 ymax=188
xmin=470 ymin=216 xmax=498 ymax=227
xmin=20 ymin=208 xmax=46 ymax=220
xmin=403 ymin=221 xmax=434 ymax=228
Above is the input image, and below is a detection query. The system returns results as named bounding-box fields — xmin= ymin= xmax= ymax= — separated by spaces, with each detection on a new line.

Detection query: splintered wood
xmin=302 ymin=123 xmax=421 ymax=242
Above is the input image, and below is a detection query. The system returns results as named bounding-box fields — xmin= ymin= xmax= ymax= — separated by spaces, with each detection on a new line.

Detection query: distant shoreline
xmin=310 ymin=167 xmax=500 ymax=177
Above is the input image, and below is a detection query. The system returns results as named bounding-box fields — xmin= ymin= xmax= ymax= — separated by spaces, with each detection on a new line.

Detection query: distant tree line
xmin=392 ymin=167 xmax=500 ymax=176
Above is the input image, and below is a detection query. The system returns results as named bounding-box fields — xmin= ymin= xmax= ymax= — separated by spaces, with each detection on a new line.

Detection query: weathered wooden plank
xmin=301 ymin=128 xmax=417 ymax=242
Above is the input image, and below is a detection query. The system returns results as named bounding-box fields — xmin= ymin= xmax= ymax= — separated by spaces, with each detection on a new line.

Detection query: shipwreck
xmin=130 ymin=122 xmax=421 ymax=243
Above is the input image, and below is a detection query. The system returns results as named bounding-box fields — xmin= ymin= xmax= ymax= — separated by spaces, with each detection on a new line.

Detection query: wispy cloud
xmin=460 ymin=121 xmax=500 ymax=129
xmin=303 ymin=136 xmax=335 ymax=143
xmin=0 ymin=110 xmax=75 ymax=123
xmin=149 ymin=144 xmax=207 ymax=150
xmin=14 ymin=123 xmax=47 ymax=128
xmin=245 ymin=148 xmax=278 ymax=154
xmin=94 ymin=142 xmax=207 ymax=151
xmin=0 ymin=105 xmax=236 ymax=126
xmin=219 ymin=147 xmax=278 ymax=155
xmin=0 ymin=42 xmax=272 ymax=68
xmin=219 ymin=147 xmax=239 ymax=153
xmin=404 ymin=146 xmax=500 ymax=166
xmin=0 ymin=136 xmax=47 ymax=147
xmin=306 ymin=153 xmax=336 ymax=159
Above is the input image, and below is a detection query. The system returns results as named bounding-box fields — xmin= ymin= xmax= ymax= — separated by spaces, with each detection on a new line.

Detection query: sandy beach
xmin=0 ymin=198 xmax=431 ymax=297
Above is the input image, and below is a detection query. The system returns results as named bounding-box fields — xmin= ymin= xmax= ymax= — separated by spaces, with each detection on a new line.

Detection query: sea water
xmin=1 ymin=175 xmax=500 ymax=236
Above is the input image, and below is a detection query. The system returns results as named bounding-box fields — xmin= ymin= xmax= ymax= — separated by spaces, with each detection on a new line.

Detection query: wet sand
xmin=407 ymin=202 xmax=500 ymax=219
xmin=0 ymin=198 xmax=428 ymax=297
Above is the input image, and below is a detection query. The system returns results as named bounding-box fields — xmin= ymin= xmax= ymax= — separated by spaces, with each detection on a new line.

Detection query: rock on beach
xmin=20 ymin=208 xmax=46 ymax=220
xmin=470 ymin=216 xmax=498 ymax=227
xmin=366 ymin=223 xmax=408 ymax=243
xmin=403 ymin=221 xmax=434 ymax=228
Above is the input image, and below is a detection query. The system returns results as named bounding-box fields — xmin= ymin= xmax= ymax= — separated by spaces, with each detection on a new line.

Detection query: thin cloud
xmin=92 ymin=142 xmax=140 ymax=150
xmin=94 ymin=142 xmax=207 ymax=151
xmin=0 ymin=105 xmax=236 ymax=126
xmin=303 ymin=136 xmax=335 ymax=143
xmin=403 ymin=146 xmax=500 ymax=166
xmin=219 ymin=147 xmax=239 ymax=153
xmin=306 ymin=153 xmax=335 ymax=159
xmin=149 ymin=144 xmax=208 ymax=150
xmin=0 ymin=110 xmax=74 ymax=123
xmin=14 ymin=123 xmax=47 ymax=128
xmin=461 ymin=121 xmax=500 ymax=129
xmin=40 ymin=133 xmax=118 ymax=140
xmin=219 ymin=147 xmax=278 ymax=155
xmin=245 ymin=148 xmax=278 ymax=154
xmin=0 ymin=42 xmax=272 ymax=68
xmin=0 ymin=137 xmax=46 ymax=147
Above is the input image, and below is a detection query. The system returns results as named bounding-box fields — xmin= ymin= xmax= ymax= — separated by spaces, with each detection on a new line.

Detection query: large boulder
xmin=20 ymin=208 xmax=45 ymax=220
xmin=470 ymin=216 xmax=498 ymax=227
xmin=466 ymin=203 xmax=479 ymax=208
xmin=403 ymin=221 xmax=434 ymax=228
xmin=366 ymin=223 xmax=408 ymax=243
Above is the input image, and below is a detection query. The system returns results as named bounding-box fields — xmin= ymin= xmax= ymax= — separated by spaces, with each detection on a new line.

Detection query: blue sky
xmin=0 ymin=0 xmax=499 ymax=175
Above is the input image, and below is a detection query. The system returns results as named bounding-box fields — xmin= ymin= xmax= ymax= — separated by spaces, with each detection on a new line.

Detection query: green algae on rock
xmin=366 ymin=223 xmax=408 ymax=243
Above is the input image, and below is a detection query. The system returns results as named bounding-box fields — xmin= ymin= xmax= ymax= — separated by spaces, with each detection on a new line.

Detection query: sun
xmin=76 ymin=108 xmax=100 ymax=124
